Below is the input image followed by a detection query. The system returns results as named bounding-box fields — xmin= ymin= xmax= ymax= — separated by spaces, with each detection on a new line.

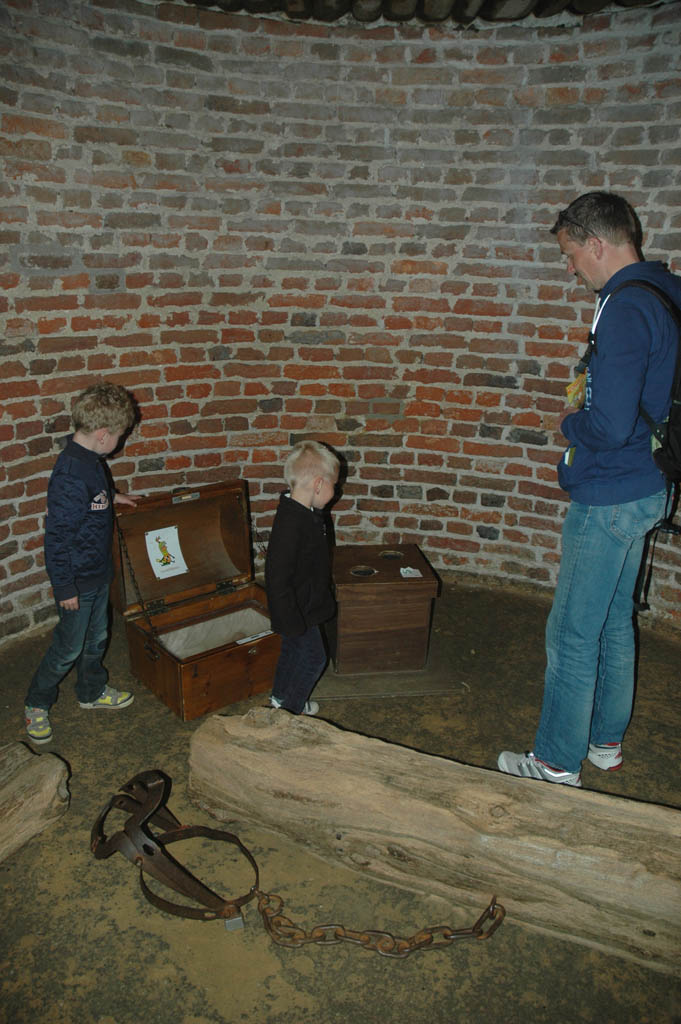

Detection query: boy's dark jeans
xmin=271 ymin=625 xmax=327 ymax=714
xmin=25 ymin=584 xmax=109 ymax=710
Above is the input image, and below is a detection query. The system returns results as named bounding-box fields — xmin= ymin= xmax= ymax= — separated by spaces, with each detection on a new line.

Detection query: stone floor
xmin=1 ymin=579 xmax=680 ymax=1024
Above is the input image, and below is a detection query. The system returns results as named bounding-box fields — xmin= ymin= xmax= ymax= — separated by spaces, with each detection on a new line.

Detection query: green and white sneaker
xmin=79 ymin=685 xmax=134 ymax=710
xmin=25 ymin=706 xmax=53 ymax=744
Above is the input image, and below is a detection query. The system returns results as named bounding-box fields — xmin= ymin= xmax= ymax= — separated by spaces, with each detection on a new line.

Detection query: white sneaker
xmin=497 ymin=750 xmax=582 ymax=787
xmin=587 ymin=742 xmax=622 ymax=771
xmin=270 ymin=696 xmax=319 ymax=716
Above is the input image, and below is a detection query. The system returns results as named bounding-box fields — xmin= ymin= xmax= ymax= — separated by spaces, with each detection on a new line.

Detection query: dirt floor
xmin=1 ymin=579 xmax=680 ymax=1024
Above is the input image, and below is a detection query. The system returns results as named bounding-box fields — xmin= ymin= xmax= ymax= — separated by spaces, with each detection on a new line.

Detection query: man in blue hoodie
xmin=498 ymin=191 xmax=681 ymax=786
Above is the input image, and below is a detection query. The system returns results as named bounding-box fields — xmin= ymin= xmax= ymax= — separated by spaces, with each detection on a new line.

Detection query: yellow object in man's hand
xmin=566 ymin=371 xmax=586 ymax=409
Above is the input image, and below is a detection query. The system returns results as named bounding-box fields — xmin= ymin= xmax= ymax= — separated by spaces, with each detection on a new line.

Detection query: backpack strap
xmin=633 ymin=484 xmax=681 ymax=611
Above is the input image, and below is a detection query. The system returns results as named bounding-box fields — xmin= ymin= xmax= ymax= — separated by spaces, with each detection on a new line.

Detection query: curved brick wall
xmin=2 ymin=0 xmax=680 ymax=642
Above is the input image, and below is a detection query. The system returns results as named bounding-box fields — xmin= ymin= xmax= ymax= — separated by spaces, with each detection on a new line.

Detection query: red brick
xmin=120 ymin=349 xmax=178 ymax=368
xmin=268 ymin=293 xmax=326 ymax=309
xmin=0 ymin=381 xmax=40 ymax=401
xmin=88 ymin=354 xmax=116 ymax=371
xmin=56 ymin=356 xmax=87 ymax=372
xmin=56 ymin=274 xmax=88 ymax=295
xmin=194 ymin=453 xmax=222 ymax=468
xmin=0 ymin=570 xmax=49 ymax=597
xmin=11 ymin=515 xmax=39 ymax=534
xmin=2 ymin=114 xmax=67 ymax=139
xmin=15 ymin=296 xmax=79 ymax=313
xmin=83 ymin=294 xmax=141 ymax=311
xmin=170 ymin=402 xmax=200 ymax=417
xmin=105 ymin=332 xmax=155 ymax=348
xmin=138 ymin=422 xmax=169 ymax=439
xmin=163 ymin=364 xmax=220 ymax=382
xmin=138 ymin=314 xmax=162 ymax=328
xmin=165 ymin=456 xmax=192 ymax=470
xmin=168 ymin=435 xmax=228 ymax=451
xmin=126 ymin=440 xmax=168 ymax=457
xmin=187 ymin=384 xmax=213 ymax=399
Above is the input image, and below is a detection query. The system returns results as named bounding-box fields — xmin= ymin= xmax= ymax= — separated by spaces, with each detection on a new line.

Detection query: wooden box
xmin=112 ymin=480 xmax=281 ymax=721
xmin=328 ymin=543 xmax=439 ymax=674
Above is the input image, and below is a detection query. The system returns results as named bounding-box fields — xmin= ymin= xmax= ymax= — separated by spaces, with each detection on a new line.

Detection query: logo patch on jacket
xmin=90 ymin=490 xmax=110 ymax=511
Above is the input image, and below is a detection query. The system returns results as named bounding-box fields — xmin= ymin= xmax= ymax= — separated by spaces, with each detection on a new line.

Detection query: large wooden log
xmin=0 ymin=742 xmax=70 ymax=863
xmin=189 ymin=710 xmax=681 ymax=975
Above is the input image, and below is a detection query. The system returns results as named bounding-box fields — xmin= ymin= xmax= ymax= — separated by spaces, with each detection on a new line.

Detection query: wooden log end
xmin=0 ymin=742 xmax=70 ymax=864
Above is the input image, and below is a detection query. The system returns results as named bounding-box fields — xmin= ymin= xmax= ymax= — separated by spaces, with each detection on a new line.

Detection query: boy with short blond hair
xmin=24 ymin=382 xmax=138 ymax=744
xmin=265 ymin=440 xmax=340 ymax=715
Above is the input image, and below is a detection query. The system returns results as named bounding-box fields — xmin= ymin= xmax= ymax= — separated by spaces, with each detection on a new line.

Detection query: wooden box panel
xmin=113 ymin=482 xmax=281 ymax=721
xmin=329 ymin=544 xmax=439 ymax=675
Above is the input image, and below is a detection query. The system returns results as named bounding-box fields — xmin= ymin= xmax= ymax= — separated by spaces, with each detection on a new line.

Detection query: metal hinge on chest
xmin=216 ymin=580 xmax=237 ymax=595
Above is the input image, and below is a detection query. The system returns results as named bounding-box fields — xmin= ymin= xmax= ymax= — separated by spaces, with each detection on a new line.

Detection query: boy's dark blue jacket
xmin=44 ymin=436 xmax=114 ymax=603
xmin=558 ymin=261 xmax=681 ymax=505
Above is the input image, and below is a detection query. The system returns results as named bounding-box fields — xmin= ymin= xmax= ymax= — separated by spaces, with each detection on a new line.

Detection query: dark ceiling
xmin=182 ymin=0 xmax=659 ymax=26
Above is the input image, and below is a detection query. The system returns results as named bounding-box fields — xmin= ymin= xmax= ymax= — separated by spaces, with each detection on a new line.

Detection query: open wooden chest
xmin=327 ymin=543 xmax=439 ymax=675
xmin=111 ymin=480 xmax=281 ymax=721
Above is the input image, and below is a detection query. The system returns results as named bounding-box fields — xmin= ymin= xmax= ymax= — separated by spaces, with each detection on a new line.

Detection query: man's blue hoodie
xmin=558 ymin=260 xmax=681 ymax=505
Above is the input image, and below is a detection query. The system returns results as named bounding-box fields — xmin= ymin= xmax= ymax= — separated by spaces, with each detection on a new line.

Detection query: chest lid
xmin=112 ymin=480 xmax=255 ymax=616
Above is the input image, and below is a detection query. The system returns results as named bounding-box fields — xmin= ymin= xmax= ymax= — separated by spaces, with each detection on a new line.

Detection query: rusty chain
xmin=93 ymin=771 xmax=505 ymax=960
xmin=114 ymin=516 xmax=162 ymax=659
xmin=255 ymin=890 xmax=505 ymax=958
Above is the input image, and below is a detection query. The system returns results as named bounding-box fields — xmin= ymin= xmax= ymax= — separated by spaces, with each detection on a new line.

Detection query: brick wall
xmin=2 ymin=0 xmax=681 ymax=643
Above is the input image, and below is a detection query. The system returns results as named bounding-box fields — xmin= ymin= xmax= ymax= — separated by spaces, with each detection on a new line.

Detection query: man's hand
xmin=60 ymin=596 xmax=79 ymax=611
xmin=566 ymin=371 xmax=587 ymax=409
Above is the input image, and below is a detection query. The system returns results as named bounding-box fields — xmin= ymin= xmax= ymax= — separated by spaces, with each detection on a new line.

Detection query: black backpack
xmin=605 ymin=279 xmax=681 ymax=609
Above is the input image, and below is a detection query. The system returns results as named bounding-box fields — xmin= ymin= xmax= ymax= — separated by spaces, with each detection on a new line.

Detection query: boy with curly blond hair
xmin=24 ymin=383 xmax=138 ymax=744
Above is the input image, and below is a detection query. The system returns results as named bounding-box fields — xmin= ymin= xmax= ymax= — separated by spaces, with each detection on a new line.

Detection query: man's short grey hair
xmin=551 ymin=191 xmax=641 ymax=248
xmin=284 ymin=440 xmax=339 ymax=489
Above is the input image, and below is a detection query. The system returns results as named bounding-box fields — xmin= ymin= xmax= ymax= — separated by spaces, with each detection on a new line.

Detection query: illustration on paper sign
xmin=155 ymin=536 xmax=174 ymax=565
xmin=145 ymin=526 xmax=188 ymax=580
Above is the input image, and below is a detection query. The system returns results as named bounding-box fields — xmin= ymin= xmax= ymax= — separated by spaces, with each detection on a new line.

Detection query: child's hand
xmin=60 ymin=596 xmax=79 ymax=611
xmin=114 ymin=492 xmax=139 ymax=507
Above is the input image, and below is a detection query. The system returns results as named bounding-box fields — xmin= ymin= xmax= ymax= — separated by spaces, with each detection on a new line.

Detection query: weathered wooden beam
xmin=189 ymin=710 xmax=681 ymax=975
xmin=0 ymin=742 xmax=70 ymax=863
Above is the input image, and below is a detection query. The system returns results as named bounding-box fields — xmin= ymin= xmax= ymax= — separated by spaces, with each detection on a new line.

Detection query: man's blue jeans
xmin=534 ymin=490 xmax=667 ymax=773
xmin=25 ymin=584 xmax=110 ymax=710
